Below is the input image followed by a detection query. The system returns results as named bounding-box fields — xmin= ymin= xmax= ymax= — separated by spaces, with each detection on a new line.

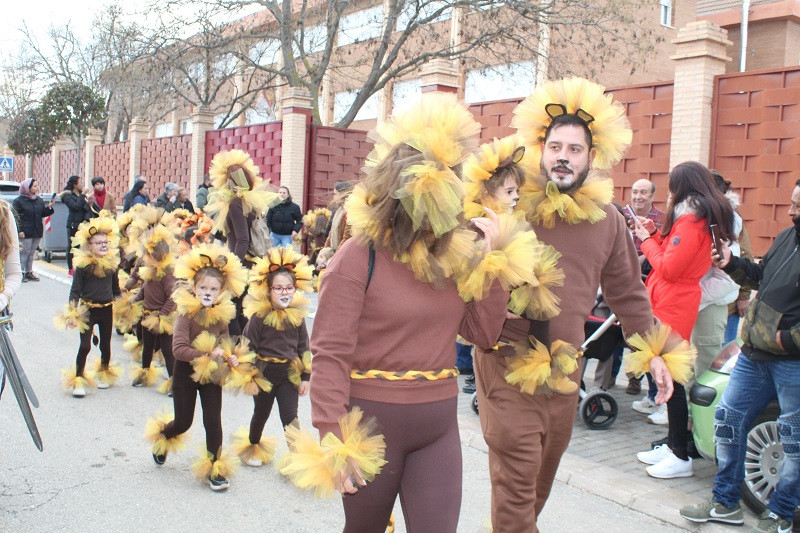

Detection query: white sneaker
xmin=632 ymin=395 xmax=657 ymax=414
xmin=97 ymin=381 xmax=109 ymax=389
xmin=648 ymin=404 xmax=668 ymax=425
xmin=637 ymin=444 xmax=672 ymax=465
xmin=72 ymin=387 xmax=86 ymax=397
xmin=646 ymin=453 xmax=693 ymax=479
xmin=244 ymin=457 xmax=263 ymax=467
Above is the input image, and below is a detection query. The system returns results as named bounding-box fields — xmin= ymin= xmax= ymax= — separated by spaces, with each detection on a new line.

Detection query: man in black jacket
xmin=681 ymin=179 xmax=800 ymax=532
xmin=61 ymin=176 xmax=91 ymax=276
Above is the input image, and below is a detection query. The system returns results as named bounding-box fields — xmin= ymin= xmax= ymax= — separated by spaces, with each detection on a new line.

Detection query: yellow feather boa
xmin=243 ymin=285 xmax=309 ymax=331
xmin=622 ymin=325 xmax=697 ymax=385
xmin=277 ymin=409 xmax=387 ymax=499
xmin=172 ymin=287 xmax=236 ymax=328
xmin=517 ymin=172 xmax=614 ymax=229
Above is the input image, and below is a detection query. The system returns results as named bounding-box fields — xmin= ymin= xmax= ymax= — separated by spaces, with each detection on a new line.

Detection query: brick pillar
xmin=280 ymin=87 xmax=312 ymax=211
xmin=128 ymin=118 xmax=150 ymax=186
xmin=171 ymin=111 xmax=181 ymax=135
xmin=189 ymin=107 xmax=215 ymax=202
xmin=419 ymin=59 xmax=459 ymax=94
xmin=669 ymin=21 xmax=732 ymax=168
xmin=50 ymin=138 xmax=70 ymax=193
xmin=83 ymin=128 xmax=102 ymax=187
xmin=25 ymin=154 xmax=33 ymax=179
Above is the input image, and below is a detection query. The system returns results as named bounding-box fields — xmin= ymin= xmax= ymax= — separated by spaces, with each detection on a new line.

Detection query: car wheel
xmin=740 ymin=411 xmax=800 ymax=528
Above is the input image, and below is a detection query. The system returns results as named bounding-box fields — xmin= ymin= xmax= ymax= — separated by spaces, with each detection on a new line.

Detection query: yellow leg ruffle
xmin=144 ymin=410 xmax=188 ymax=456
xmin=90 ymin=358 xmax=123 ymax=386
xmin=61 ymin=367 xmax=96 ymax=391
xmin=157 ymin=377 xmax=172 ymax=395
xmin=231 ymin=427 xmax=278 ymax=464
xmin=130 ymin=364 xmax=163 ymax=386
xmin=192 ymin=447 xmax=239 ymax=480
xmin=123 ymin=333 xmax=143 ymax=363
xmin=622 ymin=324 xmax=697 ymax=385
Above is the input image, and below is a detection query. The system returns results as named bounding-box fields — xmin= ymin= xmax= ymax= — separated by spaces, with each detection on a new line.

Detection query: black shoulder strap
xmin=365 ymin=242 xmax=375 ymax=292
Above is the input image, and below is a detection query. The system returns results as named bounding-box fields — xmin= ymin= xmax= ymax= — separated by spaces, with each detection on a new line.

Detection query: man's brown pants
xmin=475 ymin=349 xmax=579 ymax=532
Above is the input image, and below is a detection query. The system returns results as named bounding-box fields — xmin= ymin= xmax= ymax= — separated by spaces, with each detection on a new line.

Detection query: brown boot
xmin=625 ymin=376 xmax=641 ymax=395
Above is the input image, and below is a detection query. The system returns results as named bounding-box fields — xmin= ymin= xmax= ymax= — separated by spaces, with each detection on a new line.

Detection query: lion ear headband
xmin=544 ymin=103 xmax=595 ymax=125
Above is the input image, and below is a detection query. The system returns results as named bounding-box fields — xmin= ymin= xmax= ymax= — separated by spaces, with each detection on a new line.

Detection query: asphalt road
xmin=0 ymin=261 xmax=685 ymax=532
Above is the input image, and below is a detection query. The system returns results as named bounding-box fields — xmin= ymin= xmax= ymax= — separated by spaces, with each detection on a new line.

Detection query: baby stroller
xmin=578 ymin=293 xmax=624 ymax=430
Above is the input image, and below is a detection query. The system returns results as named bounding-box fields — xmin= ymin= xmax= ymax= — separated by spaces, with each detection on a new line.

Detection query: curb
xmin=33 ymin=264 xmax=71 ymax=286
xmin=458 ymin=422 xmax=750 ymax=532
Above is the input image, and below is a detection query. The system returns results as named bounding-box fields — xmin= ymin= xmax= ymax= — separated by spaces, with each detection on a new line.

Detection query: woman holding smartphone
xmin=630 ymin=161 xmax=734 ymax=479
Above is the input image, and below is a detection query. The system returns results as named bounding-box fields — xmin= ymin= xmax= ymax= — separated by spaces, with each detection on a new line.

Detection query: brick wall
xmin=306 ymin=126 xmax=373 ymax=209
xmin=58 ymin=148 xmax=84 ymax=190
xmin=31 ymin=153 xmax=52 ymax=191
xmin=140 ymin=135 xmax=192 ymax=197
xmin=710 ymin=65 xmax=800 ymax=256
xmin=12 ymin=155 xmax=26 ymax=183
xmin=94 ymin=141 xmax=131 ymax=202
xmin=204 ymin=122 xmax=282 ymax=186
xmin=468 ymin=99 xmax=521 ymax=143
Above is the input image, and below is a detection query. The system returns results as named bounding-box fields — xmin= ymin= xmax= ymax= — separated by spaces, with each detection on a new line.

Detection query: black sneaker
xmin=208 ymin=476 xmax=230 ymax=491
xmin=462 ymin=374 xmax=476 ymax=394
xmin=651 ymin=435 xmax=668 ymax=449
xmin=153 ymin=452 xmax=167 ymax=465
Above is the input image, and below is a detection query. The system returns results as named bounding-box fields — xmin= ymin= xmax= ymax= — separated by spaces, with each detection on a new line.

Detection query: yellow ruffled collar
xmin=243 ymin=286 xmax=310 ymax=331
xmin=173 ymin=286 xmax=236 ymax=327
xmin=204 ymin=187 xmax=280 ymax=236
xmin=345 ymin=184 xmax=481 ymax=286
xmin=73 ymin=248 xmax=121 ymax=277
xmin=138 ymin=255 xmax=174 ymax=282
xmin=517 ymin=171 xmax=614 ymax=229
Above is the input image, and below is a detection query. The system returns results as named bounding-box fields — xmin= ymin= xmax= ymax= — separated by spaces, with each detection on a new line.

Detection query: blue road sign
xmin=0 ymin=158 xmax=13 ymax=173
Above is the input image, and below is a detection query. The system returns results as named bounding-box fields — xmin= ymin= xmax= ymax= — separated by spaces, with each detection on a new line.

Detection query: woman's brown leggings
xmin=75 ymin=307 xmax=112 ymax=377
xmin=162 ymin=360 xmax=222 ymax=458
xmin=249 ymin=363 xmax=298 ymax=443
xmin=141 ymin=329 xmax=175 ymax=377
xmin=341 ymin=396 xmax=461 ymax=533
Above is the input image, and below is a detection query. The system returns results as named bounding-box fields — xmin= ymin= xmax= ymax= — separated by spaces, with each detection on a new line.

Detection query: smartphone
xmin=624 ymin=204 xmax=638 ymax=223
xmin=710 ymin=224 xmax=723 ymax=253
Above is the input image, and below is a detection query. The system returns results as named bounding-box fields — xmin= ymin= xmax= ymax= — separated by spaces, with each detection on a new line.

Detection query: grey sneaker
xmin=750 ymin=510 xmax=792 ymax=533
xmin=680 ymin=498 xmax=744 ymax=525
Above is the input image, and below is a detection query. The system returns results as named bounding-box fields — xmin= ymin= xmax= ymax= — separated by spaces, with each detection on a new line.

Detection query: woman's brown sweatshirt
xmin=310 ymin=238 xmax=509 ymax=437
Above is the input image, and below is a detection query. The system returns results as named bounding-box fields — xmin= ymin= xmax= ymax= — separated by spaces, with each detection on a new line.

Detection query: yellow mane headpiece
xmin=512 ymin=77 xmax=632 ymax=170
xmin=363 ymin=92 xmax=481 ymax=237
xmin=204 ymin=149 xmax=281 ymax=234
xmin=462 ymin=135 xmax=536 ymax=219
xmin=173 ymin=243 xmax=248 ymax=297
xmin=248 ymin=246 xmax=314 ymax=294
xmin=302 ymin=207 xmax=331 ymax=229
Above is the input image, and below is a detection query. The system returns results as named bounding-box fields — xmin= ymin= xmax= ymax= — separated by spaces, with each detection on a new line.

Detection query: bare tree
xmin=152 ymin=0 xmax=662 ymax=127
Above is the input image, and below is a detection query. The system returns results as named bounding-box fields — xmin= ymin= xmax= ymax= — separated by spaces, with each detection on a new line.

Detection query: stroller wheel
xmin=471 ymin=391 xmax=479 ymax=414
xmin=579 ymin=390 xmax=618 ymax=430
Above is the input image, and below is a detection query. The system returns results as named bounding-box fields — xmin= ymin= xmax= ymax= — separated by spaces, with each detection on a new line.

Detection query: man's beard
xmin=540 ymin=160 xmax=590 ymax=194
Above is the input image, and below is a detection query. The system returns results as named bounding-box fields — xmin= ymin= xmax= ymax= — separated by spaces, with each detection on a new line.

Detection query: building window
xmin=246 ymin=92 xmax=278 ymax=124
xmin=294 ymin=25 xmax=326 ymax=55
xmin=392 ymin=79 xmax=421 ymax=112
xmin=333 ymin=90 xmax=379 ymax=123
xmin=660 ymin=0 xmax=673 ymax=27
xmin=339 ymin=7 xmax=384 ymax=46
xmin=180 ymin=119 xmax=193 ymax=135
xmin=154 ymin=123 xmax=174 ymax=138
xmin=464 ymin=61 xmax=537 ymax=104
xmin=249 ymin=39 xmax=281 ymax=66
xmin=396 ymin=1 xmax=452 ymax=32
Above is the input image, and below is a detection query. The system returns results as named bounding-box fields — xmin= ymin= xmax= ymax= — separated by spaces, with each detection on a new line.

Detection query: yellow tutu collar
xmin=242 ymin=285 xmax=309 ymax=331
xmin=172 ymin=286 xmax=236 ymax=327
xmin=517 ymin=171 xmax=614 ymax=229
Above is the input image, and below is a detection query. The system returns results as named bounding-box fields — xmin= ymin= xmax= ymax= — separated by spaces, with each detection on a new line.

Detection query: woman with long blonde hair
xmin=0 ymin=200 xmax=22 ymax=311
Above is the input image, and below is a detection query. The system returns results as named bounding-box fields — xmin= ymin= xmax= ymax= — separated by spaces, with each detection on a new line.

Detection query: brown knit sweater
xmin=310 ymin=238 xmax=509 ymax=437
xmin=242 ymin=317 xmax=310 ymax=381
